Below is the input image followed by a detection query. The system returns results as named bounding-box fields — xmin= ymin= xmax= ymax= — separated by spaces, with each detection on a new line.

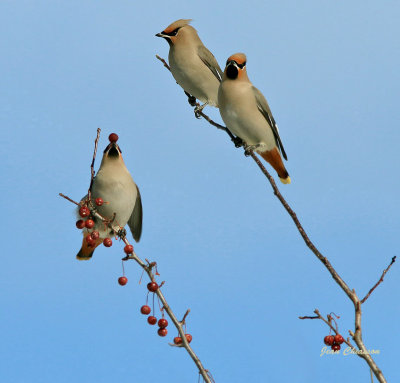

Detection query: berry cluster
xmin=324 ymin=334 xmax=344 ymax=351
xmin=173 ymin=333 xmax=192 ymax=345
xmin=139 ymin=281 xmax=192 ymax=344
xmin=139 ymin=281 xmax=170 ymax=336
xmin=76 ymin=198 xmax=112 ymax=248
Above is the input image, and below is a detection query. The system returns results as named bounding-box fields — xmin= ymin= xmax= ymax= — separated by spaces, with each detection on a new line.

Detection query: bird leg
xmin=184 ymin=91 xmax=197 ymax=107
xmin=194 ymin=102 xmax=208 ymax=119
xmin=231 ymin=136 xmax=243 ymax=148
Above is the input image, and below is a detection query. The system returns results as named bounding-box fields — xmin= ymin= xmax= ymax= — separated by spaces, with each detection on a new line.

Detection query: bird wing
xmin=127 ymin=185 xmax=143 ymax=242
xmin=252 ymin=86 xmax=287 ymax=160
xmin=197 ymin=45 xmax=223 ymax=82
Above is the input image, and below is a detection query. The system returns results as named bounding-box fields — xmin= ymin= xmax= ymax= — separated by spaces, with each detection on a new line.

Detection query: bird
xmin=156 ymin=19 xmax=223 ymax=114
xmin=218 ymin=53 xmax=291 ymax=184
xmin=76 ymin=137 xmax=143 ymax=260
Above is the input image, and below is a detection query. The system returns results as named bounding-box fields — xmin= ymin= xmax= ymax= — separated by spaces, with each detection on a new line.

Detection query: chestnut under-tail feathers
xmin=76 ymin=141 xmax=143 ymax=260
xmin=156 ymin=19 xmax=223 ymax=110
xmin=218 ymin=53 xmax=291 ymax=184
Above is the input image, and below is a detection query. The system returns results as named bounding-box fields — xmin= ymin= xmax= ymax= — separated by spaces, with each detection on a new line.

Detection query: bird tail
xmin=76 ymin=238 xmax=102 ymax=261
xmin=259 ymin=148 xmax=291 ymax=184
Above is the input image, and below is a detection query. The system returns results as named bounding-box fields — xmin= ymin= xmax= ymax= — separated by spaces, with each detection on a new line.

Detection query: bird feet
xmin=184 ymin=91 xmax=197 ymax=107
xmin=232 ymin=136 xmax=243 ymax=148
xmin=194 ymin=102 xmax=208 ymax=119
xmin=116 ymin=228 xmax=127 ymax=239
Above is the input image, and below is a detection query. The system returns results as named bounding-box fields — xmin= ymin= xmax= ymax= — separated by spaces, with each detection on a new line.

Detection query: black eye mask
xmin=161 ymin=27 xmax=180 ymax=37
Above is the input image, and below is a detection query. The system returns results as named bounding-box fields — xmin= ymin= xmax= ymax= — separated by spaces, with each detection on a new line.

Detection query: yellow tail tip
xmin=76 ymin=255 xmax=91 ymax=261
xmin=280 ymin=176 xmax=291 ymax=184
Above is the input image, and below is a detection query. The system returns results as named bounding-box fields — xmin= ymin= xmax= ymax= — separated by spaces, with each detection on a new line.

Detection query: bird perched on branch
xmin=76 ymin=135 xmax=143 ymax=260
xmin=156 ymin=19 xmax=223 ymax=114
xmin=218 ymin=53 xmax=291 ymax=184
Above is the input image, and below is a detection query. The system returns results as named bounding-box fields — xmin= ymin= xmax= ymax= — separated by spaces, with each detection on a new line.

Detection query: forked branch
xmin=156 ymin=54 xmax=395 ymax=383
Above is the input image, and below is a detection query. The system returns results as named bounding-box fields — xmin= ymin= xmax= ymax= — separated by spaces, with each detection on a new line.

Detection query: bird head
xmin=103 ymin=141 xmax=122 ymax=160
xmin=224 ymin=53 xmax=248 ymax=80
xmin=156 ymin=19 xmax=193 ymax=46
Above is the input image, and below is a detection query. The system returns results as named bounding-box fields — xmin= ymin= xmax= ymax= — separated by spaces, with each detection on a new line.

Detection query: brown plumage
xmin=260 ymin=148 xmax=289 ymax=182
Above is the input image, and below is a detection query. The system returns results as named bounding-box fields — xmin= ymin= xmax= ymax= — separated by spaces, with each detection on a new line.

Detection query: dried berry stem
xmin=300 ymin=309 xmax=356 ymax=350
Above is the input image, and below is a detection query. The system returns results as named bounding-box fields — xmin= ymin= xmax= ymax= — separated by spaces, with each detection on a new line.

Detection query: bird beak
xmin=227 ymin=60 xmax=238 ymax=68
xmin=155 ymin=33 xmax=165 ymax=38
xmin=104 ymin=142 xmax=122 ymax=157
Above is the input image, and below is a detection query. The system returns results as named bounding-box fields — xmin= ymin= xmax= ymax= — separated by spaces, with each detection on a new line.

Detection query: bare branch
xmin=156 ymin=54 xmax=392 ymax=383
xmin=361 ymin=256 xmax=396 ymax=303
xmin=123 ymin=244 xmax=211 ymax=383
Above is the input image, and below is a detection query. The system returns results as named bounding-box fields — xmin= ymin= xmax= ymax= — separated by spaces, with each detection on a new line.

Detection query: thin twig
xmin=181 ymin=309 xmax=190 ymax=325
xmin=298 ymin=315 xmax=319 ymax=320
xmin=361 ymin=256 xmax=396 ymax=303
xmin=88 ymin=128 xmax=101 ymax=202
xmin=59 ymin=193 xmax=80 ymax=206
xmin=156 ymin=54 xmax=171 ymax=71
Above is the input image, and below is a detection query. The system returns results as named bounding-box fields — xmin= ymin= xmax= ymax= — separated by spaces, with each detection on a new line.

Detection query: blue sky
xmin=0 ymin=1 xmax=399 ymax=382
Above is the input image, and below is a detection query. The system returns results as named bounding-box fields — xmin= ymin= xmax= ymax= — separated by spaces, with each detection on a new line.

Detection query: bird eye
xmin=226 ymin=60 xmax=246 ymax=69
xmin=163 ymin=28 xmax=180 ymax=37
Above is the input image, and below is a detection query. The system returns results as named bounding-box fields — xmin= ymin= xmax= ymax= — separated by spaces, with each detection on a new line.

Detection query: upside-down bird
xmin=76 ymin=137 xmax=142 ymax=260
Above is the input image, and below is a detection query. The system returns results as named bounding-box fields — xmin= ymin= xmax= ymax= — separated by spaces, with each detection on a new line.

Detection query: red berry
xmin=118 ymin=276 xmax=128 ymax=286
xmin=140 ymin=305 xmax=151 ymax=315
xmin=79 ymin=206 xmax=90 ymax=218
xmin=185 ymin=334 xmax=192 ymax=343
xmin=85 ymin=219 xmax=95 ymax=229
xmin=334 ymin=334 xmax=344 ymax=345
xmin=124 ymin=244 xmax=134 ymax=254
xmin=147 ymin=281 xmax=159 ymax=292
xmin=332 ymin=344 xmax=341 ymax=351
xmin=173 ymin=336 xmax=182 ymax=345
xmin=85 ymin=234 xmax=96 ymax=246
xmin=158 ymin=318 xmax=168 ymax=328
xmin=103 ymin=238 xmax=112 ymax=247
xmin=109 ymin=133 xmax=119 ymax=143
xmin=324 ymin=335 xmax=334 ymax=346
xmin=95 ymin=197 xmax=103 ymax=206
xmin=76 ymin=220 xmax=85 ymax=229
xmin=158 ymin=328 xmax=168 ymax=337
xmin=90 ymin=231 xmax=99 ymax=240
xmin=147 ymin=316 xmax=157 ymax=325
